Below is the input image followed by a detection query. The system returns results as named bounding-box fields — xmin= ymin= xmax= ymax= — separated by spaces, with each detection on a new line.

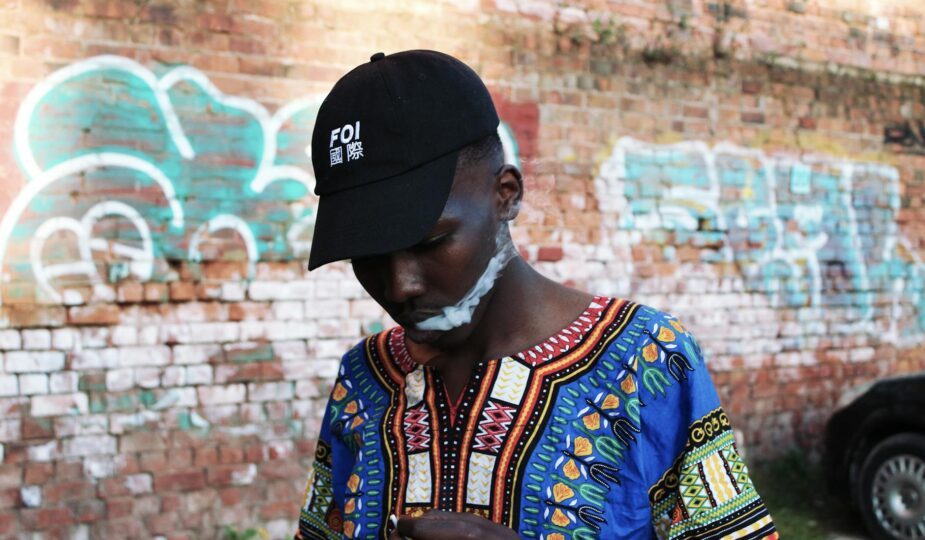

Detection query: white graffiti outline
xmin=188 ymin=214 xmax=258 ymax=276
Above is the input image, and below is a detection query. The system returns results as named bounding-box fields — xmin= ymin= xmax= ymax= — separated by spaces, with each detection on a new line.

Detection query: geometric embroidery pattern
xmin=649 ymin=408 xmax=778 ymax=540
xmin=404 ymin=403 xmax=431 ymax=453
xmin=473 ymin=400 xmax=517 ymax=454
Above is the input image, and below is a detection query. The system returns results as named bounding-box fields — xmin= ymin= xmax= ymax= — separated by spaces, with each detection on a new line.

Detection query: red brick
xmin=153 ymin=470 xmax=206 ymax=492
xmin=536 ymin=246 xmax=564 ymax=262
xmin=0 ymin=510 xmax=14 ymax=533
xmin=67 ymin=305 xmax=120 ymax=326
xmin=23 ymin=462 xmax=54 ymax=484
xmin=106 ymin=498 xmax=133 ymax=519
xmin=169 ymin=281 xmax=196 ymax=302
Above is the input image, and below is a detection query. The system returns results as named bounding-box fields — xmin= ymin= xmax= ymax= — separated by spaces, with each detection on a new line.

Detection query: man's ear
xmin=495 ymin=164 xmax=523 ymax=221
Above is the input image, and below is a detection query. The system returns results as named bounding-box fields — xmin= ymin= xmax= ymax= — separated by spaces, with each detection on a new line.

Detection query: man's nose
xmin=385 ymin=251 xmax=425 ymax=304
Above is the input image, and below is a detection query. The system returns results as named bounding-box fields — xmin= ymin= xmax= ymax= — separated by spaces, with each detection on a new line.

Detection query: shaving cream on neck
xmin=415 ymin=227 xmax=516 ymax=332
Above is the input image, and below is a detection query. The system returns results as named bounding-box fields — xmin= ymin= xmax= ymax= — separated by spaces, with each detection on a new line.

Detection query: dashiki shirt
xmin=296 ymin=297 xmax=777 ymax=540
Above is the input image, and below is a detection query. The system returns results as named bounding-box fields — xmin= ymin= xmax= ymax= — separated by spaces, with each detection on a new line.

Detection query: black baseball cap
xmin=307 ymin=50 xmax=500 ymax=270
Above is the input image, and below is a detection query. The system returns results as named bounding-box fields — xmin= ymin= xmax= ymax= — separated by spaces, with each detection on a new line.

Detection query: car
xmin=824 ymin=371 xmax=925 ymax=539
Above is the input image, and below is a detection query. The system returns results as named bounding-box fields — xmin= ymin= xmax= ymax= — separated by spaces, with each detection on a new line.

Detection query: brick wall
xmin=1 ymin=0 xmax=924 ymax=537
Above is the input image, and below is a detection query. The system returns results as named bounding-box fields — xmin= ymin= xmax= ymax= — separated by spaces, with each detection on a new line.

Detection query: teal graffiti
xmin=598 ymin=137 xmax=925 ymax=345
xmin=1 ymin=56 xmax=521 ymax=305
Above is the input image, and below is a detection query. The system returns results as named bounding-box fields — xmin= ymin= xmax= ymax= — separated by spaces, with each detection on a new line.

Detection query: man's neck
xmin=432 ymin=256 xmax=594 ymax=401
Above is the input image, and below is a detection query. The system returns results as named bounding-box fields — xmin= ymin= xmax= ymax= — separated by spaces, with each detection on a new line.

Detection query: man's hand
xmin=390 ymin=511 xmax=520 ymax=540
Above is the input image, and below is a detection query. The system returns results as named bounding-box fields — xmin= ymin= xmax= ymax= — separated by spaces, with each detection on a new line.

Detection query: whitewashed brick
xmin=247 ymin=382 xmax=294 ymax=402
xmin=51 ymin=328 xmax=78 ymax=350
xmin=231 ymin=463 xmax=257 ymax=485
xmin=0 ymin=330 xmax=20 ymax=350
xmin=70 ymin=348 xmax=119 ymax=370
xmin=110 ymin=326 xmax=138 ymax=346
xmin=0 ymin=375 xmax=17 ymax=397
xmin=27 ymin=440 xmax=57 ymax=461
xmin=118 ymin=346 xmax=171 ymax=367
xmin=106 ymin=368 xmax=134 ymax=392
xmin=137 ymin=325 xmax=159 ymax=346
xmin=197 ymin=384 xmax=245 ymax=405
xmin=272 ymin=300 xmax=304 ymax=320
xmin=31 ymin=393 xmax=89 ymax=417
xmin=304 ymin=299 xmax=349 ymax=319
xmin=80 ymin=327 xmax=109 ymax=348
xmin=21 ymin=329 xmax=51 ymax=350
xmin=349 ymin=299 xmax=385 ymax=318
xmin=124 ymin=473 xmax=153 ymax=495
xmin=54 ymin=414 xmax=108 ymax=437
xmin=0 ymin=443 xmax=3 ymax=463
xmin=185 ymin=365 xmax=213 ymax=385
xmin=0 ymin=419 xmax=19 ymax=442
xmin=83 ymin=455 xmax=116 ymax=479
xmin=338 ymin=280 xmax=365 ymax=299
xmin=135 ymin=367 xmax=161 ymax=388
xmin=20 ymin=485 xmax=41 ymax=507
xmin=49 ymin=371 xmax=79 ymax=394
xmin=221 ymin=282 xmax=246 ymax=301
xmin=273 ymin=340 xmax=308 ymax=361
xmin=239 ymin=322 xmax=269 ymax=341
xmin=295 ymin=380 xmax=321 ymax=399
xmin=248 ymin=281 xmax=283 ymax=301
xmin=62 ymin=434 xmax=117 ymax=457
xmin=318 ymin=318 xmax=360 ymax=338
xmin=19 ymin=374 xmax=48 ymax=395
xmin=266 ymin=321 xmax=317 ymax=341
xmin=173 ymin=344 xmax=221 ymax=365
xmin=184 ymin=323 xmax=239 ymax=344
xmin=5 ymin=351 xmax=65 ymax=373
xmin=161 ymin=366 xmax=185 ymax=387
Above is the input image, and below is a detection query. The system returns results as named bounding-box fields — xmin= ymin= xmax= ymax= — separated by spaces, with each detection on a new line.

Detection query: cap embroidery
xmin=329 ymin=121 xmax=363 ymax=167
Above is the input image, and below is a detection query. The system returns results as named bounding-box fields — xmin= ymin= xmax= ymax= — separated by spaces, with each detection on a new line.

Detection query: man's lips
xmin=395 ymin=311 xmax=443 ymax=328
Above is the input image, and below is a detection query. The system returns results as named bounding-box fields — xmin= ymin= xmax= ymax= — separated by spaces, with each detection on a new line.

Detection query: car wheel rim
xmin=872 ymin=453 xmax=925 ymax=539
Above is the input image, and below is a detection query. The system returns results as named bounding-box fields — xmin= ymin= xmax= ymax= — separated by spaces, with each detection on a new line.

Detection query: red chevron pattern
xmin=473 ymin=400 xmax=517 ymax=453
xmin=404 ymin=403 xmax=431 ymax=452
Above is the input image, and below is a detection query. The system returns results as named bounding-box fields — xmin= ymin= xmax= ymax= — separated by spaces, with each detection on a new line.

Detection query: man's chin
xmin=402 ymin=325 xmax=444 ymax=345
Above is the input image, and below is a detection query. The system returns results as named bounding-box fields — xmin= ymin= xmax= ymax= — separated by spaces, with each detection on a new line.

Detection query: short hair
xmin=457 ymin=131 xmax=503 ymax=171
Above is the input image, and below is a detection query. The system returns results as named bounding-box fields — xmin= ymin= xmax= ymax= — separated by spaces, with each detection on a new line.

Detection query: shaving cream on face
xmin=415 ymin=227 xmax=516 ymax=332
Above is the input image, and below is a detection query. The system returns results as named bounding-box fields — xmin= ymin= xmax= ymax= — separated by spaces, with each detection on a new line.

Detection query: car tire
xmin=857 ymin=433 xmax=925 ymax=540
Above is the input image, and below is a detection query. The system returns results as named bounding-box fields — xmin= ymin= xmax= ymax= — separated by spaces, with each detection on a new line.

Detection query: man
xmin=296 ymin=50 xmax=777 ymax=540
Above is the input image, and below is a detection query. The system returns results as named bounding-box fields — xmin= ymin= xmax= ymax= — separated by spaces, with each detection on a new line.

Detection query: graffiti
xmin=884 ymin=120 xmax=925 ymax=153
xmin=1 ymin=55 xmax=521 ymax=305
xmin=595 ymin=137 xmax=925 ymax=346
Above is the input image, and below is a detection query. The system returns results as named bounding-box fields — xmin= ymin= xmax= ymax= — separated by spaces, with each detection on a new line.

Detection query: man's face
xmin=350 ymin=160 xmax=502 ymax=348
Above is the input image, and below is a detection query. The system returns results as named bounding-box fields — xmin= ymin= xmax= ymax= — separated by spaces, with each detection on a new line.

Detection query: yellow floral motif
xmin=553 ymin=482 xmax=574 ymax=502
xmin=344 ymin=401 xmax=358 ymax=414
xmin=643 ymin=342 xmax=659 ymax=363
xmin=621 ymin=375 xmax=637 ymax=394
xmin=346 ymin=474 xmax=360 ymax=492
xmin=332 ymin=383 xmax=348 ymax=401
xmin=343 ymin=521 xmax=355 ymax=537
xmin=548 ymin=534 xmax=565 ymax=540
xmin=602 ymin=394 xmax=620 ymax=409
xmin=670 ymin=319 xmax=686 ymax=333
xmin=551 ymin=509 xmax=570 ymax=527
xmin=351 ymin=416 xmax=364 ymax=429
xmin=574 ymin=436 xmax=592 ymax=456
xmin=657 ymin=327 xmax=676 ymax=342
xmin=583 ymin=412 xmax=600 ymax=430
xmin=344 ymin=498 xmax=356 ymax=514
xmin=563 ymin=459 xmax=581 ymax=480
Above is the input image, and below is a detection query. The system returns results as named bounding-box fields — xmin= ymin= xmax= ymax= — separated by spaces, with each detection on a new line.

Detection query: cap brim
xmin=307 ymin=151 xmax=458 ymax=270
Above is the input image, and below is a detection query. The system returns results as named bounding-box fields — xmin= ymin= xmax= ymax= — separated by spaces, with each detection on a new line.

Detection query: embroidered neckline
xmin=386 ymin=295 xmax=611 ymax=373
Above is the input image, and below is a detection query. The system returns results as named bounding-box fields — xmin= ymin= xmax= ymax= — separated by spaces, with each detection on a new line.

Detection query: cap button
xmin=370 ymin=52 xmax=385 ymax=62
